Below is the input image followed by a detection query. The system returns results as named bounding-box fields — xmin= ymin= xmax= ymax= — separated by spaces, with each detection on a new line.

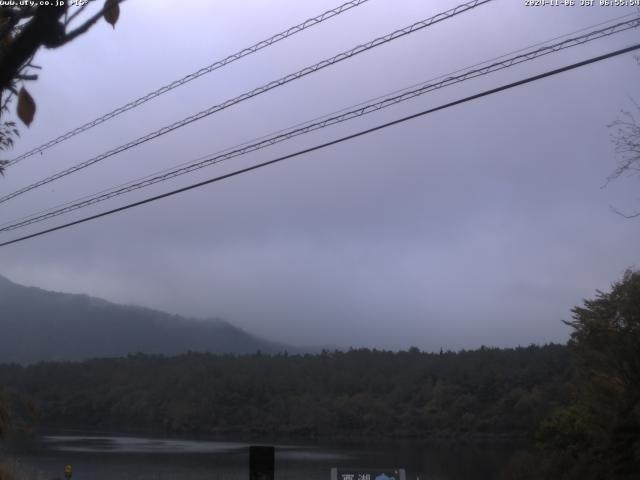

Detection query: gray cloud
xmin=0 ymin=0 xmax=638 ymax=351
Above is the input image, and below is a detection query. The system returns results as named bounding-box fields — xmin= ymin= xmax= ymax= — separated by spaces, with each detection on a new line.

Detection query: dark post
xmin=249 ymin=445 xmax=274 ymax=480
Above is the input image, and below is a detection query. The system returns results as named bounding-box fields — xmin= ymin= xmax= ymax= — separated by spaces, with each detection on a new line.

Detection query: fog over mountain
xmin=0 ymin=275 xmax=286 ymax=363
xmin=0 ymin=1 xmax=638 ymax=350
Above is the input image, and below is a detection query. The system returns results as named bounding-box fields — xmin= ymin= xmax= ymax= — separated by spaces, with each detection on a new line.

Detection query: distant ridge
xmin=0 ymin=274 xmax=285 ymax=363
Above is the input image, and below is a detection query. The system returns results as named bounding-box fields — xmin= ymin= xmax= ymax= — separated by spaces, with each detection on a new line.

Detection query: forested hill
xmin=0 ymin=274 xmax=283 ymax=363
xmin=0 ymin=345 xmax=571 ymax=439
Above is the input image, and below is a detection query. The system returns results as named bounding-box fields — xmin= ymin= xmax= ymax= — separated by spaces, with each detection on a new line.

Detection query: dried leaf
xmin=17 ymin=87 xmax=35 ymax=127
xmin=104 ymin=0 xmax=120 ymax=28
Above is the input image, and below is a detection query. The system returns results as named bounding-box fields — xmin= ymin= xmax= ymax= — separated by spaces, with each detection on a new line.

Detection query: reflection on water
xmin=41 ymin=435 xmax=352 ymax=460
xmin=1 ymin=433 xmax=517 ymax=480
xmin=43 ymin=435 xmax=249 ymax=454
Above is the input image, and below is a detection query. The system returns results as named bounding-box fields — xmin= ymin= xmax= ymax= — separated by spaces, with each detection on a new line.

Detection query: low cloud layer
xmin=0 ymin=0 xmax=638 ymax=350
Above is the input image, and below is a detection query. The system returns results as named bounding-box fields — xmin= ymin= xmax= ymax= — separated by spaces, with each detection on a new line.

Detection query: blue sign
xmin=331 ymin=468 xmax=406 ymax=480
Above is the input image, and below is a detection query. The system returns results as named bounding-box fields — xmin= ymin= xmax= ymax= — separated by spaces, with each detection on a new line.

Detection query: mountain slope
xmin=0 ymin=275 xmax=282 ymax=363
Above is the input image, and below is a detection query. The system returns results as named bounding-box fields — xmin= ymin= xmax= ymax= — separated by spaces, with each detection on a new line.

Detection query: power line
xmin=2 ymin=16 xmax=637 ymax=234
xmin=0 ymin=0 xmax=494 ymax=206
xmin=1 ymin=42 xmax=638 ymax=249
xmin=6 ymin=0 xmax=374 ymax=167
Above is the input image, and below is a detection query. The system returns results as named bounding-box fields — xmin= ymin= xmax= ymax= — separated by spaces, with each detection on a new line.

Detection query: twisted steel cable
xmin=0 ymin=0 xmax=494 ymax=205
xmin=1 ymin=42 xmax=639 ymax=248
xmin=1 ymin=15 xmax=637 ymax=234
xmin=6 ymin=0 xmax=373 ymax=167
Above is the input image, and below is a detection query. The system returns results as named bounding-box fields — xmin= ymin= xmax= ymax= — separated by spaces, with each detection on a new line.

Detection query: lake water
xmin=1 ymin=433 xmax=519 ymax=480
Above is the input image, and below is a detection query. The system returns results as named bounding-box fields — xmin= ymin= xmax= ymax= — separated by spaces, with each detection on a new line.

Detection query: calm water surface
xmin=1 ymin=433 xmax=518 ymax=480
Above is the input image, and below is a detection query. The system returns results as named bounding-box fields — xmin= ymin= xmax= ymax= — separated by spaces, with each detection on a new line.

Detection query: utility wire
xmin=34 ymin=2 xmax=639 ymax=228
xmin=6 ymin=0 xmax=374 ymax=167
xmin=1 ymin=42 xmax=638 ymax=249
xmin=1 ymin=16 xmax=637 ymax=234
xmin=0 ymin=0 xmax=493 ymax=206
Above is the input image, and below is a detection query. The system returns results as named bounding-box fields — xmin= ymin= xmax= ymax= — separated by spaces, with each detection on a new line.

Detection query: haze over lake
xmin=4 ymin=433 xmax=517 ymax=480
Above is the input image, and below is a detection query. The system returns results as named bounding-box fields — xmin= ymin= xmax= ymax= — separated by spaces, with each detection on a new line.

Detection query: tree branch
xmin=65 ymin=3 xmax=89 ymax=27
xmin=15 ymin=74 xmax=38 ymax=81
xmin=59 ymin=0 xmax=126 ymax=46
xmin=58 ymin=8 xmax=105 ymax=45
xmin=610 ymin=205 xmax=640 ymax=219
xmin=0 ymin=6 xmax=67 ymax=92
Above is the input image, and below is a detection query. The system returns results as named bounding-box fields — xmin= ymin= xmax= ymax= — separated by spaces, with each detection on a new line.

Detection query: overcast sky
xmin=0 ymin=0 xmax=638 ymax=351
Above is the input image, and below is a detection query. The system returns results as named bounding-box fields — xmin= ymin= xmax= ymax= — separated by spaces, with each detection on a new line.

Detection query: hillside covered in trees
xmin=0 ymin=345 xmax=571 ymax=439
xmin=1 ymin=271 xmax=638 ymax=479
xmin=0 ymin=274 xmax=284 ymax=363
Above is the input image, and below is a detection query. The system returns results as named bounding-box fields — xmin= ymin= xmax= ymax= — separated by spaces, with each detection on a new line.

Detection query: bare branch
xmin=610 ymin=205 xmax=640 ymax=219
xmin=15 ymin=74 xmax=38 ymax=81
xmin=58 ymin=9 xmax=104 ymax=45
xmin=60 ymin=0 xmax=126 ymax=46
xmin=65 ymin=3 xmax=90 ymax=27
xmin=607 ymin=102 xmax=640 ymax=183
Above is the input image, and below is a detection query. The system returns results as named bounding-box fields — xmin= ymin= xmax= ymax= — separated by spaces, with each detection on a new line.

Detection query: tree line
xmin=0 ymin=344 xmax=571 ymax=439
xmin=1 ymin=269 xmax=638 ymax=480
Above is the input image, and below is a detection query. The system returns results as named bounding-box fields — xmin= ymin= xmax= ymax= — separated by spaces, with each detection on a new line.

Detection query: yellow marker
xmin=64 ymin=464 xmax=72 ymax=479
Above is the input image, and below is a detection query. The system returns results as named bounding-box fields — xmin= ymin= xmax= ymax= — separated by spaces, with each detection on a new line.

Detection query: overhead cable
xmin=6 ymin=0 xmax=374 ymax=167
xmin=1 ymin=42 xmax=638 ymax=248
xmin=0 ymin=0 xmax=493 ymax=206
xmin=2 ymin=16 xmax=637 ymax=234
